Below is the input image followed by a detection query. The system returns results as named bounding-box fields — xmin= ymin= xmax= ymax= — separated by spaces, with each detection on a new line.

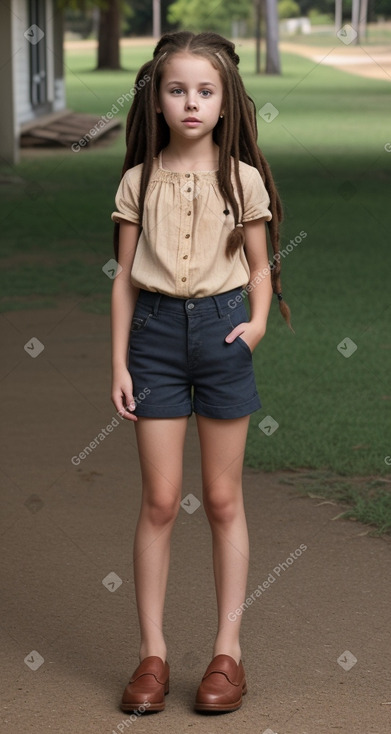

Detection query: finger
xmin=225 ymin=324 xmax=245 ymax=343
xmin=112 ymin=393 xmax=126 ymax=415
xmin=124 ymin=388 xmax=139 ymax=421
xmin=118 ymin=400 xmax=138 ymax=422
xmin=125 ymin=397 xmax=136 ymax=412
xmin=112 ymin=391 xmax=135 ymax=419
xmin=122 ymin=410 xmax=138 ymax=422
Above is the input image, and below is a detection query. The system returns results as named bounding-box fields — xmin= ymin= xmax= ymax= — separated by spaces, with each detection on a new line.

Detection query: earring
xmin=219 ymin=114 xmax=224 ymax=118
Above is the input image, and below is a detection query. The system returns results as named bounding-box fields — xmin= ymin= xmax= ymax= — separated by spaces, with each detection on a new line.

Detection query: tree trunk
xmin=97 ymin=0 xmax=121 ymax=70
xmin=255 ymin=0 xmax=262 ymax=74
xmin=358 ymin=0 xmax=369 ymax=43
xmin=153 ymin=0 xmax=161 ymax=38
xmin=351 ymin=0 xmax=360 ymax=44
xmin=265 ymin=0 xmax=281 ymax=74
xmin=335 ymin=0 xmax=343 ymax=34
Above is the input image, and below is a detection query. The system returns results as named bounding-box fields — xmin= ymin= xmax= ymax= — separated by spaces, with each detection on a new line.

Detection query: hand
xmin=225 ymin=321 xmax=266 ymax=353
xmin=111 ymin=365 xmax=138 ymax=422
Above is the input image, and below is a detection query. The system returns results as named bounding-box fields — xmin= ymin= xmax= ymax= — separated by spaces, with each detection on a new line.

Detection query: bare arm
xmin=225 ymin=218 xmax=273 ymax=352
xmin=111 ymin=221 xmax=141 ymax=421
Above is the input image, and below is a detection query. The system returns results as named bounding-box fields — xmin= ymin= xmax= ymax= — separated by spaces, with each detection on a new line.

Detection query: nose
xmin=186 ymin=93 xmax=198 ymax=110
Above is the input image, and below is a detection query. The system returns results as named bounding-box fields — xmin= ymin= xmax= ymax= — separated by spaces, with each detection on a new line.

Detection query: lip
xmin=182 ymin=117 xmax=201 ymax=122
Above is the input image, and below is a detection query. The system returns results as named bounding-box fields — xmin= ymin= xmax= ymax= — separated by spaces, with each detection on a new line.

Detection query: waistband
xmin=137 ymin=287 xmax=244 ymax=317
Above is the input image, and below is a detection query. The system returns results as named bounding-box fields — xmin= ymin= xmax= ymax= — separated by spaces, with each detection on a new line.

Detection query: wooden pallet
xmin=20 ymin=111 xmax=121 ymax=148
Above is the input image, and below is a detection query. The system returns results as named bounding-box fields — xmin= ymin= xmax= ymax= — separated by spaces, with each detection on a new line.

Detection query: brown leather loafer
xmin=194 ymin=654 xmax=247 ymax=712
xmin=121 ymin=656 xmax=169 ymax=712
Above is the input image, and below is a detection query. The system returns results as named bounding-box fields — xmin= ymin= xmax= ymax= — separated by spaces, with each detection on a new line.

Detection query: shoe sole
xmin=121 ymin=683 xmax=169 ymax=713
xmin=194 ymin=681 xmax=247 ymax=712
xmin=121 ymin=700 xmax=165 ymax=712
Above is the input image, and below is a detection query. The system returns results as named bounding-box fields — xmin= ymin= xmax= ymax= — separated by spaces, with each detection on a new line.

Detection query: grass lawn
xmin=1 ymin=39 xmax=390 ymax=528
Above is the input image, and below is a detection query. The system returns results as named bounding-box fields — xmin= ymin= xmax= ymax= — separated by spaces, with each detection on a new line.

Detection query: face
xmin=156 ymin=52 xmax=224 ymax=143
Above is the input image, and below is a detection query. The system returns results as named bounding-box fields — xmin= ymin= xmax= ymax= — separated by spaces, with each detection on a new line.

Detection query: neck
xmin=162 ymin=137 xmax=219 ymax=171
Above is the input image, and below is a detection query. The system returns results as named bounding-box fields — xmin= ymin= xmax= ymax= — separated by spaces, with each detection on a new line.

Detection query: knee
xmin=142 ymin=490 xmax=180 ymax=526
xmin=203 ymin=486 xmax=241 ymax=525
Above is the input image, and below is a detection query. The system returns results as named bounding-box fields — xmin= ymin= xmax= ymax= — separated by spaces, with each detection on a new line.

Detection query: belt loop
xmin=152 ymin=293 xmax=162 ymax=316
xmin=213 ymin=288 xmax=242 ymax=317
xmin=212 ymin=294 xmax=224 ymax=317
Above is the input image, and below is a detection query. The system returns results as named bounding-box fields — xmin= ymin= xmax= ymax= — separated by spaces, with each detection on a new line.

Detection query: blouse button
xmin=186 ymin=187 xmax=191 ymax=192
xmin=181 ymin=277 xmax=187 ymax=282
xmin=185 ymin=173 xmax=190 ymax=177
xmin=185 ymin=234 xmax=190 ymax=238
xmin=183 ymin=255 xmax=188 ymax=259
xmin=187 ymin=211 xmax=191 ymax=215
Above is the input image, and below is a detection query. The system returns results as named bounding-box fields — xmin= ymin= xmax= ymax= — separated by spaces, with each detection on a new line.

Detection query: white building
xmin=0 ymin=0 xmax=66 ymax=164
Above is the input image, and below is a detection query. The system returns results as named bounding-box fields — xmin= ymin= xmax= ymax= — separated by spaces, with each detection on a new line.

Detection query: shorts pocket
xmin=130 ymin=310 xmax=152 ymax=333
xmin=226 ymin=307 xmax=252 ymax=356
xmin=235 ymin=334 xmax=252 ymax=356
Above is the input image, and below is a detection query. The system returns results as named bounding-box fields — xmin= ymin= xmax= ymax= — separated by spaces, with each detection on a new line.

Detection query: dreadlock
xmin=113 ymin=31 xmax=292 ymax=329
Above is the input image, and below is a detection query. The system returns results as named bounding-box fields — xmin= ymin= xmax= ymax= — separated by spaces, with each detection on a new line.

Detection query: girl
xmin=110 ymin=30 xmax=291 ymax=715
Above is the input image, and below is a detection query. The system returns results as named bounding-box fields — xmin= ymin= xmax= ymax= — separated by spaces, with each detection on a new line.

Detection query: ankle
xmin=212 ymin=644 xmax=242 ymax=666
xmin=139 ymin=643 xmax=167 ymax=664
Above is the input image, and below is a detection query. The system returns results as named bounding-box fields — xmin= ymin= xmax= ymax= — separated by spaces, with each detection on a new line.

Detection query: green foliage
xmin=374 ymin=0 xmax=391 ymax=17
xmin=307 ymin=8 xmax=333 ymax=24
xmin=278 ymin=0 xmax=301 ymax=19
xmin=167 ymin=0 xmax=252 ymax=33
xmin=294 ymin=0 xmax=334 ymax=15
xmin=293 ymin=473 xmax=391 ymax=536
xmin=123 ymin=0 xmax=176 ymax=36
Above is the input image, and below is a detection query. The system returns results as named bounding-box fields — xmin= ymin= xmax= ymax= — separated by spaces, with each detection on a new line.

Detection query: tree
xmin=335 ymin=0 xmax=343 ymax=33
xmin=97 ymin=0 xmax=121 ymax=69
xmin=265 ymin=0 xmax=281 ymax=74
xmin=60 ymin=0 xmax=121 ymax=69
xmin=122 ymin=0 xmax=175 ymax=36
xmin=167 ymin=0 xmax=252 ymax=35
xmin=278 ymin=0 xmax=300 ymax=18
xmin=358 ymin=0 xmax=369 ymax=41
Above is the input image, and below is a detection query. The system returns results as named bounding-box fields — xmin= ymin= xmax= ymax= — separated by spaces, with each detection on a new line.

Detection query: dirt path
xmin=1 ymin=303 xmax=391 ymax=733
xmin=280 ymin=41 xmax=391 ymax=81
xmin=65 ymin=35 xmax=391 ymax=82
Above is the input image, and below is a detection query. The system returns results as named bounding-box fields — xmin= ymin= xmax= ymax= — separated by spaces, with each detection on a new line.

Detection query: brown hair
xmin=113 ymin=30 xmax=292 ymax=328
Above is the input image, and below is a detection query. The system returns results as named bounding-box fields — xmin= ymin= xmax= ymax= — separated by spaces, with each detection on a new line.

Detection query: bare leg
xmin=133 ymin=416 xmax=188 ymax=663
xmin=196 ymin=414 xmax=250 ymax=665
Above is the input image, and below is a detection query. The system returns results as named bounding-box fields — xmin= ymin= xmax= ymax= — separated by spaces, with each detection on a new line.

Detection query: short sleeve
xmin=111 ymin=168 xmax=140 ymax=225
xmin=241 ymin=167 xmax=272 ymax=223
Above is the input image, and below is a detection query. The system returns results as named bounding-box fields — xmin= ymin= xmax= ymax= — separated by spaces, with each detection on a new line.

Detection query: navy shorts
xmin=128 ymin=287 xmax=262 ymax=420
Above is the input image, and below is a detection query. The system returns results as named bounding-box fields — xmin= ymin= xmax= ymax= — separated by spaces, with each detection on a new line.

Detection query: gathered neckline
xmin=156 ymin=150 xmax=219 ymax=174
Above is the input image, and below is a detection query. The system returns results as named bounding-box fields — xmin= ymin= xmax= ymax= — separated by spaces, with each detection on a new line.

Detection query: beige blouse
xmin=111 ymin=150 xmax=272 ymax=298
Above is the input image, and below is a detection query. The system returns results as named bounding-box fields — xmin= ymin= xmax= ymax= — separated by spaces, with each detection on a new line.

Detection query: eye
xmin=200 ymin=89 xmax=212 ymax=97
xmin=170 ymin=88 xmax=183 ymax=95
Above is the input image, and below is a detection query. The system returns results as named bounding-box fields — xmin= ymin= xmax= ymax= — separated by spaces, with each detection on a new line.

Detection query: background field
xmin=2 ymin=40 xmax=390 ymax=485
